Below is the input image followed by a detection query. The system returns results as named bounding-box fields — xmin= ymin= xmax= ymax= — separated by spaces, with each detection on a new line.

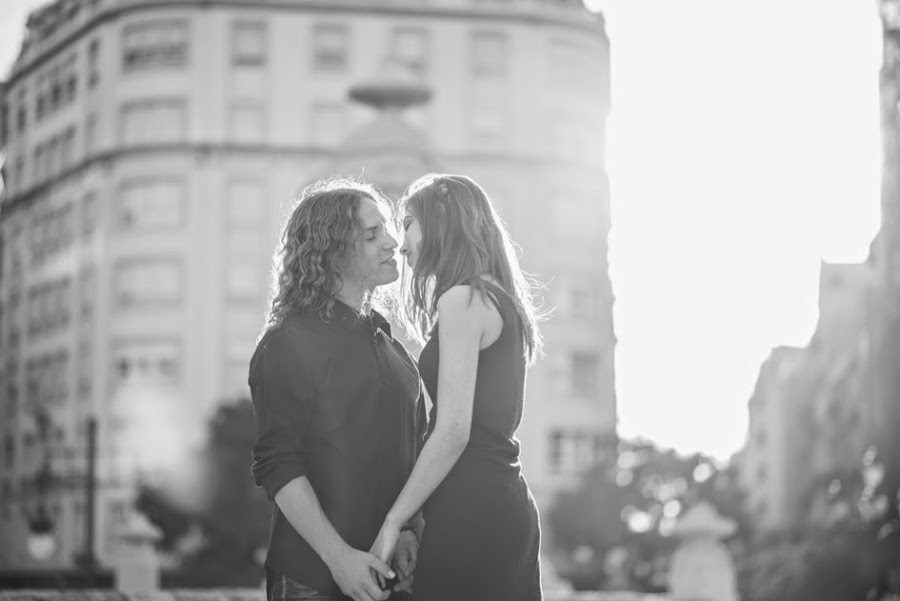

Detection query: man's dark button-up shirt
xmin=250 ymin=301 xmax=426 ymax=598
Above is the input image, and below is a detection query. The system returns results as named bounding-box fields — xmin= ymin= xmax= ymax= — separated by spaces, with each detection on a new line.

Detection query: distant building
xmin=0 ymin=0 xmax=616 ymax=571
xmin=736 ymin=345 xmax=806 ymax=532
xmin=875 ymin=0 xmax=900 ymax=522
xmin=736 ymin=261 xmax=877 ymax=534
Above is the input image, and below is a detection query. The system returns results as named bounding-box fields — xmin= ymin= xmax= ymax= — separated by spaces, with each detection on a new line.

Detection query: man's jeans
xmin=267 ymin=569 xmax=333 ymax=601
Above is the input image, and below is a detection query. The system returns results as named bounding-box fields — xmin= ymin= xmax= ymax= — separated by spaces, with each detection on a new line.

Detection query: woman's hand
xmin=369 ymin=522 xmax=402 ymax=589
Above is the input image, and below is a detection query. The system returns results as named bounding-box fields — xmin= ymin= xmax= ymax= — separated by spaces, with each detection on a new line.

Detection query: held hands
xmin=328 ymin=545 xmax=394 ymax=601
xmin=369 ymin=523 xmax=404 ymax=591
xmin=392 ymin=529 xmax=420 ymax=593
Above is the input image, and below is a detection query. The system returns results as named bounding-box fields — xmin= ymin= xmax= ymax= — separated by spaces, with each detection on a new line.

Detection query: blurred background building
xmin=735 ymin=260 xmax=880 ymax=534
xmin=0 ymin=0 xmax=615 ymax=574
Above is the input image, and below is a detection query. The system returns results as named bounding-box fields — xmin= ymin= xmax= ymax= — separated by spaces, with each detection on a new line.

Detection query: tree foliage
xmin=136 ymin=398 xmax=270 ymax=587
xmin=545 ymin=436 xmax=748 ymax=591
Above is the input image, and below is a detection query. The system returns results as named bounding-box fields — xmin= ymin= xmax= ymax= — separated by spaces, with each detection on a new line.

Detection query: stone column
xmin=114 ymin=510 xmax=165 ymax=596
xmin=667 ymin=501 xmax=739 ymax=601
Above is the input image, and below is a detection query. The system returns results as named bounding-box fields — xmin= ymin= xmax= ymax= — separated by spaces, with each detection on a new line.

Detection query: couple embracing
xmin=250 ymin=174 xmax=543 ymax=601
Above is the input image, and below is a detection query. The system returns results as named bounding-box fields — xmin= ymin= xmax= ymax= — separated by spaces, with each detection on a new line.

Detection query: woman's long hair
xmin=264 ymin=178 xmax=394 ymax=333
xmin=399 ymin=173 xmax=544 ymax=363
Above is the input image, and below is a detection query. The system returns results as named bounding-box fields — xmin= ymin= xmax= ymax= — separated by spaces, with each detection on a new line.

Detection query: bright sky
xmin=591 ymin=0 xmax=883 ymax=460
xmin=1 ymin=0 xmax=883 ymax=461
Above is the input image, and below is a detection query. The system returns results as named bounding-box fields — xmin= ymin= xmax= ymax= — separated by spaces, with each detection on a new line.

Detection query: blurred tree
xmin=136 ymin=398 xmax=270 ymax=587
xmin=546 ymin=437 xmax=749 ymax=591
xmin=734 ymin=444 xmax=900 ymax=601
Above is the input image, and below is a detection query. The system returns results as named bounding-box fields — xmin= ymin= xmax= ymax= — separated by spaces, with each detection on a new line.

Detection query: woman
xmin=370 ymin=173 xmax=544 ymax=601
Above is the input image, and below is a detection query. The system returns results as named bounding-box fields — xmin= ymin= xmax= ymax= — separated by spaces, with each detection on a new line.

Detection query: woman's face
xmin=399 ymin=209 xmax=423 ymax=272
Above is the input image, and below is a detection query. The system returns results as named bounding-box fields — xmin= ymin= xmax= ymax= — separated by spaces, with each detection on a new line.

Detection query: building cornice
xmin=0 ymin=141 xmax=605 ymax=217
xmin=5 ymin=0 xmax=606 ymax=87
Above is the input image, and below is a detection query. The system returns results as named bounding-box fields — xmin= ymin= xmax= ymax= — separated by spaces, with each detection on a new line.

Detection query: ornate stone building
xmin=0 ymin=0 xmax=615 ymax=571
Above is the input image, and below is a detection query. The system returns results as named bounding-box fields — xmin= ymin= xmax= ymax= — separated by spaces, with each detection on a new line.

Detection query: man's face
xmin=341 ymin=195 xmax=399 ymax=292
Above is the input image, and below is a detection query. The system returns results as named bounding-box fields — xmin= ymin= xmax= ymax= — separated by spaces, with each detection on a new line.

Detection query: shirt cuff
xmin=257 ymin=463 xmax=307 ymax=502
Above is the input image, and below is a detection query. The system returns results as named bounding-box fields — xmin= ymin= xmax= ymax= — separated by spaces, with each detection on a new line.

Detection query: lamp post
xmin=25 ymin=410 xmax=99 ymax=585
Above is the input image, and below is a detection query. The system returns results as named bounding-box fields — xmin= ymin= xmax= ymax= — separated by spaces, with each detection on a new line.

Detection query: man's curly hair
xmin=264 ymin=178 xmax=394 ymax=332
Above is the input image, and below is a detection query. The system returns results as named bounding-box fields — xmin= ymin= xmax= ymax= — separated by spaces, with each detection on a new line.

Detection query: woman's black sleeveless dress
xmin=413 ymin=282 xmax=542 ymax=601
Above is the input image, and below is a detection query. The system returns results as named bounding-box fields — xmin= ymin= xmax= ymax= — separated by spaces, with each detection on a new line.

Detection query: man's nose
xmin=384 ymin=233 xmax=399 ymax=249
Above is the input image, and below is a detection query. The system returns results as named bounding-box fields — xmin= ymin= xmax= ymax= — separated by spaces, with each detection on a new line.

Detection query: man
xmin=250 ymin=179 xmax=425 ymax=601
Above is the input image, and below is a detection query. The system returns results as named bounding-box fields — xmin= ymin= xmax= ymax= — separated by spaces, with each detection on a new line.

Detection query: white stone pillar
xmin=668 ymin=501 xmax=739 ymax=601
xmin=114 ymin=510 xmax=165 ymax=596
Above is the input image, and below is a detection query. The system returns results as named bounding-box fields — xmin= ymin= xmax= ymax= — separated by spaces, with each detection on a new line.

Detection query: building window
xmin=85 ymin=113 xmax=97 ymax=154
xmin=30 ymin=204 xmax=75 ymax=266
xmin=554 ymin=194 xmax=600 ymax=238
xmin=471 ymin=31 xmax=508 ymax=77
xmin=80 ymin=265 xmax=95 ymax=318
xmin=471 ymin=80 xmax=507 ymax=146
xmin=549 ymin=37 xmax=589 ymax=91
xmin=122 ymin=20 xmax=188 ymax=71
xmin=118 ymin=179 xmax=185 ymax=231
xmin=60 ymin=127 xmax=76 ymax=169
xmin=223 ymin=267 xmax=257 ymax=302
xmin=548 ymin=429 xmax=604 ymax=474
xmin=387 ymin=27 xmax=428 ymax=76
xmin=549 ymin=115 xmax=602 ymax=164
xmin=113 ymin=259 xmax=183 ymax=309
xmin=36 ymin=73 xmax=47 ymax=120
xmin=310 ymin=102 xmax=346 ymax=147
xmin=88 ymin=39 xmax=100 ymax=87
xmin=755 ymin=427 xmax=767 ymax=447
xmin=33 ymin=56 xmax=77 ymax=121
xmin=64 ymin=55 xmax=78 ymax=103
xmin=226 ymin=180 xmax=265 ymax=226
xmin=49 ymin=64 xmax=62 ymax=111
xmin=16 ymin=88 xmax=27 ymax=134
xmin=46 ymin=137 xmax=60 ymax=177
xmin=120 ymin=99 xmax=186 ymax=145
xmin=228 ymin=103 xmax=265 ymax=143
xmin=33 ymin=146 xmax=44 ymax=182
xmin=82 ymin=192 xmax=98 ymax=238
xmin=78 ymin=340 xmax=93 ymax=399
xmin=470 ymin=32 xmax=509 ymax=147
xmin=112 ymin=339 xmax=181 ymax=388
xmin=25 ymin=351 xmax=69 ymax=406
xmin=571 ymin=351 xmax=601 ymax=398
xmin=569 ymin=277 xmax=602 ymax=320
xmin=27 ymin=278 xmax=72 ymax=337
xmin=313 ymin=24 xmax=348 ymax=72
xmin=225 ymin=242 xmax=262 ymax=301
xmin=2 ymin=436 xmax=14 ymax=470
xmin=13 ymin=158 xmax=25 ymax=193
xmin=232 ymin=21 xmax=267 ymax=67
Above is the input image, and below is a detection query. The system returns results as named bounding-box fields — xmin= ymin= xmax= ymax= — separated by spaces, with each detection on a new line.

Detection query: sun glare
xmin=604 ymin=0 xmax=882 ymax=459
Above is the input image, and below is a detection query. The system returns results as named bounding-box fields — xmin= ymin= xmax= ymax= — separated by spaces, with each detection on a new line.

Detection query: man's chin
xmin=376 ymin=268 xmax=400 ymax=286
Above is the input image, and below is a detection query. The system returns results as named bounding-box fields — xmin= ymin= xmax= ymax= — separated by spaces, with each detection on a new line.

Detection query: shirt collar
xmin=332 ymin=298 xmax=393 ymax=341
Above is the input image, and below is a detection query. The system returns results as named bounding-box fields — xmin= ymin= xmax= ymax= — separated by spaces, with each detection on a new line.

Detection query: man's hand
xmin=392 ymin=529 xmax=419 ymax=593
xmin=327 ymin=546 xmax=394 ymax=601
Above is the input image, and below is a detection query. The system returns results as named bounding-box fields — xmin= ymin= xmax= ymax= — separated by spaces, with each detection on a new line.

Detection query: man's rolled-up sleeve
xmin=250 ymin=329 xmax=312 ymax=501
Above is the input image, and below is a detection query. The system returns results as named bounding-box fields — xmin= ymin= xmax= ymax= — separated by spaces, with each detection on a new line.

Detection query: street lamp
xmin=26 ymin=504 xmax=57 ymax=562
xmin=24 ymin=408 xmax=99 ymax=584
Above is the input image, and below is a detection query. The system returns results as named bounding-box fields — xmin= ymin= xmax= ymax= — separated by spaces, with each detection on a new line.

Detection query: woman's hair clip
xmin=437 ymin=182 xmax=449 ymax=197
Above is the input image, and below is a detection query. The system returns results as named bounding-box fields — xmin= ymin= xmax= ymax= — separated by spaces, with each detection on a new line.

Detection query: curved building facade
xmin=0 ymin=0 xmax=614 ymax=571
